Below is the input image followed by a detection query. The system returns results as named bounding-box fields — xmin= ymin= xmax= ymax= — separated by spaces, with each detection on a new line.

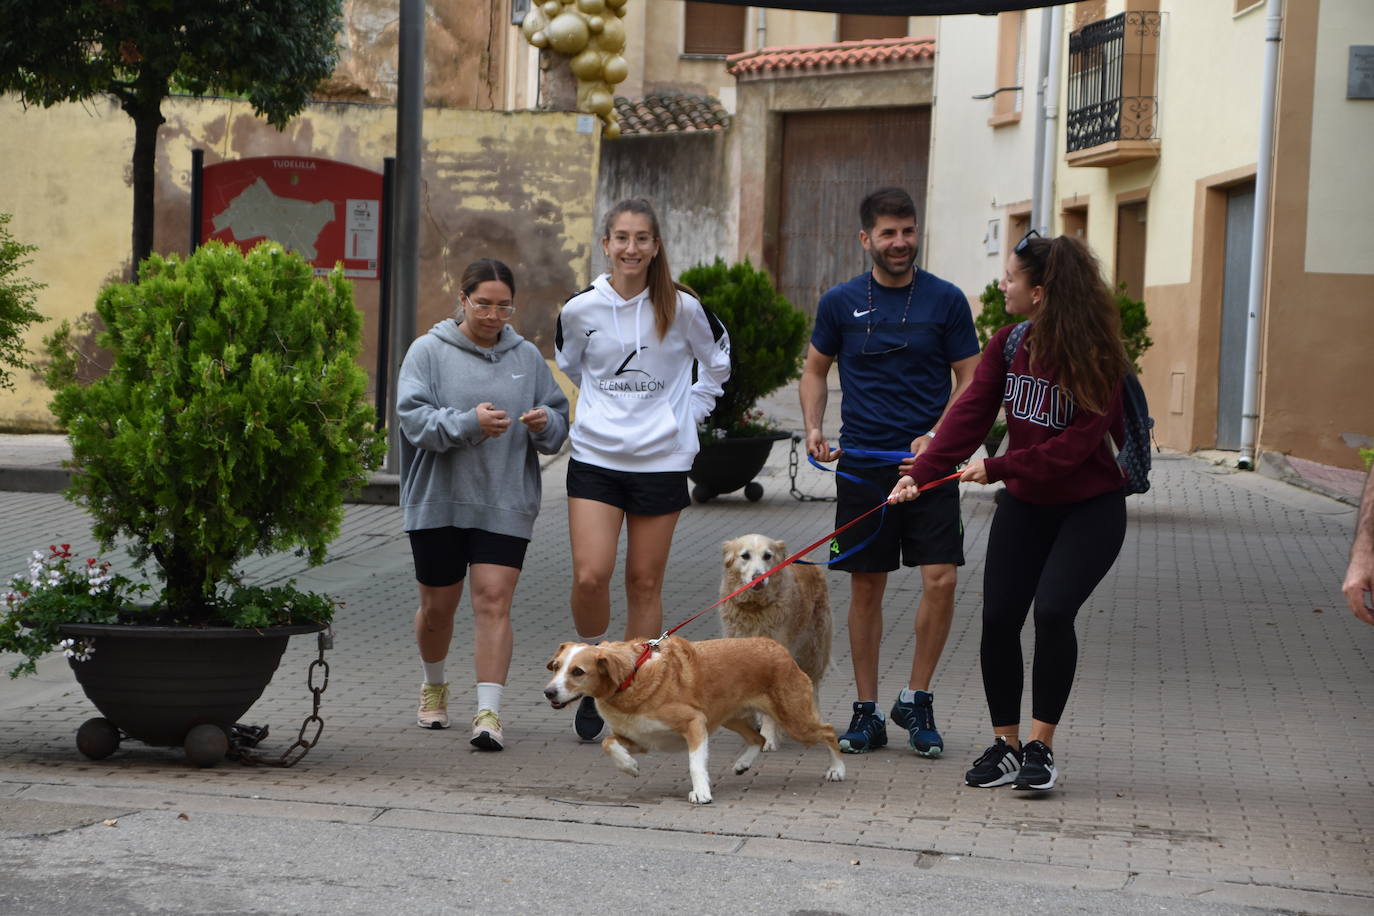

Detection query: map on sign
xmin=200 ymin=157 xmax=384 ymax=279
xmin=211 ymin=178 xmax=336 ymax=262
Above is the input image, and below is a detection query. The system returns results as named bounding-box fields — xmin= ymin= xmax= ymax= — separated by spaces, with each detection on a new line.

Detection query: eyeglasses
xmin=860 ymin=273 xmax=915 ymax=357
xmin=861 ymin=338 xmax=907 ymax=357
xmin=608 ymin=232 xmax=656 ymax=248
xmin=464 ymin=295 xmax=515 ymax=318
xmin=1014 ymin=228 xmax=1043 ymax=254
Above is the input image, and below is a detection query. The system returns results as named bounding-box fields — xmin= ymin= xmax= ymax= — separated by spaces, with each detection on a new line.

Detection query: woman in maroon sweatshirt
xmin=890 ymin=233 xmax=1131 ymax=793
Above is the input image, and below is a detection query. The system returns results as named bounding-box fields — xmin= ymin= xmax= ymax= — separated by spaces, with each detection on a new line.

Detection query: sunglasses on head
xmin=1014 ymin=228 xmax=1043 ymax=254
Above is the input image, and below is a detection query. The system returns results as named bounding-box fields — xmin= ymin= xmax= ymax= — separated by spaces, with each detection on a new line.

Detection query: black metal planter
xmin=688 ymin=431 xmax=790 ymax=503
xmin=58 ymin=622 xmax=322 ymax=767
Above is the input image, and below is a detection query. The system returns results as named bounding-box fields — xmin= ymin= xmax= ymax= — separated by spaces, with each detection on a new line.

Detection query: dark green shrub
xmin=1114 ymin=283 xmax=1153 ymax=374
xmin=42 ymin=240 xmax=386 ymax=619
xmin=678 ymin=258 xmax=808 ymax=438
xmin=0 ymin=212 xmax=43 ymax=391
xmin=975 ymin=278 xmax=1153 ymax=374
xmin=975 ymin=279 xmax=1012 ymax=349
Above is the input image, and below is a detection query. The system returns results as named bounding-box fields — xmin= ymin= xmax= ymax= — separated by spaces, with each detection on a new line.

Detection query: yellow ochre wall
xmin=0 ymin=95 xmax=599 ymax=431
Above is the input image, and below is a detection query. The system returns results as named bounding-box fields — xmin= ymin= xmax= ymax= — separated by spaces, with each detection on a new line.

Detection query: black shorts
xmin=407 ymin=527 xmax=529 ymax=587
xmin=566 ymin=458 xmax=690 ymax=516
xmin=829 ymin=461 xmax=965 ymax=573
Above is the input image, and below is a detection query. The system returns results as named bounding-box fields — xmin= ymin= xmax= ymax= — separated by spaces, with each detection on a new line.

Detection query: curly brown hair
xmin=1014 ymin=235 xmax=1130 ymax=415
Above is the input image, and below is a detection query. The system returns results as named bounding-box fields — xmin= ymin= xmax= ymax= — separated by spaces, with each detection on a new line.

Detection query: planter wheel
xmin=744 ymin=482 xmax=764 ymax=502
xmin=184 ymin=723 xmax=230 ymax=768
xmin=76 ymin=717 xmax=120 ymax=760
xmin=691 ymin=484 xmax=716 ymax=504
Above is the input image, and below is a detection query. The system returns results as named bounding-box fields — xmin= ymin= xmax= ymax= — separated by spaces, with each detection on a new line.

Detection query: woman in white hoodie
xmin=555 ymin=198 xmax=731 ymax=740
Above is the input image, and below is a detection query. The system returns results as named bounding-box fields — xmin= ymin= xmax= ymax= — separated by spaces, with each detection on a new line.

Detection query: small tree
xmin=678 ymin=259 xmax=809 ymax=438
xmin=0 ymin=1 xmax=343 ymax=278
xmin=974 ymin=279 xmax=1013 ymax=349
xmin=0 ymin=212 xmax=43 ymax=391
xmin=1114 ymin=283 xmax=1153 ymax=374
xmin=975 ymin=279 xmax=1153 ymax=374
xmin=43 ymin=241 xmax=385 ymax=615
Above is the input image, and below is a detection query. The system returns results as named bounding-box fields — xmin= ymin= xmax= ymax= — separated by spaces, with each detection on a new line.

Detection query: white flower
xmin=58 ymin=638 xmax=94 ymax=662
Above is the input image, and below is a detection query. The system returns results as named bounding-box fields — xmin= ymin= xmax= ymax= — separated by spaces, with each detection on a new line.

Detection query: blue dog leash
xmin=798 ymin=448 xmax=910 ymax=566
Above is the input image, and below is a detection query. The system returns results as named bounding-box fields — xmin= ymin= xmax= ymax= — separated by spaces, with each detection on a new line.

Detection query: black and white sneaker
xmin=1012 ymin=740 xmax=1058 ymax=790
xmin=574 ymin=696 xmax=605 ymax=741
xmin=964 ymin=737 xmax=1022 ymax=787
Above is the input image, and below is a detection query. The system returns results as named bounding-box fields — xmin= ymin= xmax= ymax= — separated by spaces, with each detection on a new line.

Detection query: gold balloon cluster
xmin=521 ymin=0 xmax=630 ymax=138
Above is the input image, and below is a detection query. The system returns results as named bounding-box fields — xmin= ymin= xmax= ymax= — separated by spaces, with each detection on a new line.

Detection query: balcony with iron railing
xmin=1065 ymin=11 xmax=1163 ymax=167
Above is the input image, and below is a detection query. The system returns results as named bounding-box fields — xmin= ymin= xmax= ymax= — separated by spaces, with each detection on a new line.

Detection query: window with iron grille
xmin=1066 ymin=11 xmax=1162 ymax=153
xmin=511 ymin=0 xmax=530 ymax=27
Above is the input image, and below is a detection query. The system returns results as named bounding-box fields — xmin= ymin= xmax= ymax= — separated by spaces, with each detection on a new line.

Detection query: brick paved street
xmin=1 ymin=415 xmax=1370 ymax=913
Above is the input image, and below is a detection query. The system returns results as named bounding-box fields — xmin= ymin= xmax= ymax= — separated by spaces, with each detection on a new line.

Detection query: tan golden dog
xmin=543 ymin=636 xmax=844 ymax=805
xmin=718 ymin=534 xmax=832 ymax=749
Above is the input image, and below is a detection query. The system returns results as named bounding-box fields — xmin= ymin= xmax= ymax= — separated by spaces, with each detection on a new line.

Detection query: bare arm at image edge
xmin=1343 ymin=467 xmax=1374 ymax=625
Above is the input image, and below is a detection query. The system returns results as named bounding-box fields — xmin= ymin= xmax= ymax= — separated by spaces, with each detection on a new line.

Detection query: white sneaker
xmin=417 ymin=682 xmax=450 ymax=729
xmin=470 ymin=709 xmax=504 ymax=751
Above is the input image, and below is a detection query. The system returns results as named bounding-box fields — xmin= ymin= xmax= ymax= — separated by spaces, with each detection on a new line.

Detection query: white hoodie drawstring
xmin=611 ymin=296 xmax=624 ymax=351
xmin=633 ymin=295 xmax=643 ymax=356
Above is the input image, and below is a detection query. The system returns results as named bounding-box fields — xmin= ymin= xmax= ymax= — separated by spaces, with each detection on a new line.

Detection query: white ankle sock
xmin=422 ymin=659 xmax=446 ymax=685
xmin=476 ymin=682 xmax=503 ymax=715
xmin=581 ymin=631 xmax=607 ymax=645
xmin=900 ymin=688 xmax=930 ymax=703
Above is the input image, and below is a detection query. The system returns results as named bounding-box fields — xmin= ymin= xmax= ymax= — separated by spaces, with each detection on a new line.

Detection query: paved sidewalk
xmin=0 ymin=400 xmax=1370 ymax=913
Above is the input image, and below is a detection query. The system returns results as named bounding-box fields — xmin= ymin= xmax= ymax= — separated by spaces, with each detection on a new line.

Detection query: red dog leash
xmin=615 ymin=470 xmax=963 ymax=690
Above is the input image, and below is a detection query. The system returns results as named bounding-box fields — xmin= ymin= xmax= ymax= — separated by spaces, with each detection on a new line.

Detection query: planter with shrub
xmin=1 ymin=241 xmax=385 ymax=766
xmin=677 ymin=258 xmax=808 ymax=502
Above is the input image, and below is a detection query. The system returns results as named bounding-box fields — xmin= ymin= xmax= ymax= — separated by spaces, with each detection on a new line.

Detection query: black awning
xmin=694 ymin=1 xmax=1072 ymax=14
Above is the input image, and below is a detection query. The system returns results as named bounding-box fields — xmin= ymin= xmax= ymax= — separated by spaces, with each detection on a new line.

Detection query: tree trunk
xmin=125 ymin=98 xmax=165 ymax=281
xmin=159 ymin=541 xmax=213 ymax=617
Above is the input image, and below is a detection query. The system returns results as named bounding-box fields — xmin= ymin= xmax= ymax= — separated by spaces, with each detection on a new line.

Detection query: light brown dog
xmin=543 ymin=636 xmax=844 ymax=805
xmin=718 ymin=534 xmax=832 ymax=749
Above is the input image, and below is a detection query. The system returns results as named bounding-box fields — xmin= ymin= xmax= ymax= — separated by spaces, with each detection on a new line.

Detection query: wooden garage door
xmin=778 ymin=106 xmax=931 ymax=317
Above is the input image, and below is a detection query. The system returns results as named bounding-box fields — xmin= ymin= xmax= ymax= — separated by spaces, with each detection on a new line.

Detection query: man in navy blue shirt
xmin=799 ymin=187 xmax=980 ymax=758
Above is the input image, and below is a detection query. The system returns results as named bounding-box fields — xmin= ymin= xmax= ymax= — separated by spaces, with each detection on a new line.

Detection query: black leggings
xmin=981 ymin=488 xmax=1127 ymax=728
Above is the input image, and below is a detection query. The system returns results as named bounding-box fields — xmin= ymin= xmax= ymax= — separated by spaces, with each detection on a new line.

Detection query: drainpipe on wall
xmin=1037 ymin=3 xmax=1063 ymax=235
xmin=1237 ymin=0 xmax=1283 ymax=471
xmin=1029 ymin=9 xmax=1053 ymax=232
xmin=756 ymin=8 xmax=766 ymax=49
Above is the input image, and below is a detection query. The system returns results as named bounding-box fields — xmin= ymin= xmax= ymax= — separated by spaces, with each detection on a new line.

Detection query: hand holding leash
xmin=888 ymin=475 xmax=920 ymax=503
xmin=960 ymin=459 xmax=990 ymax=484
xmin=805 ymin=428 xmax=842 ymax=463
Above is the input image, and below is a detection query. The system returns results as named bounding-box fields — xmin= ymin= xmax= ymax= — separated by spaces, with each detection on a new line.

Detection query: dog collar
xmin=616 ymin=637 xmax=663 ymax=691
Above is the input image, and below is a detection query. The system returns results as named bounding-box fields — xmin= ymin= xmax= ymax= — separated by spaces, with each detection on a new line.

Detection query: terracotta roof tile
xmin=612 ymin=93 xmax=731 ymax=137
xmin=728 ymin=36 xmax=935 ymax=77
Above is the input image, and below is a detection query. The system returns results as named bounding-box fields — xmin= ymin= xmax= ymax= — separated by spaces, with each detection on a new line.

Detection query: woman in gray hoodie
xmin=397 ymin=258 xmax=570 ymax=750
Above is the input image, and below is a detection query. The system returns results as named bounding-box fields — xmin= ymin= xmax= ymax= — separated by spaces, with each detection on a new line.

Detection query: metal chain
xmin=788 ymin=434 xmax=836 ymax=502
xmin=232 ymin=628 xmax=331 ymax=768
